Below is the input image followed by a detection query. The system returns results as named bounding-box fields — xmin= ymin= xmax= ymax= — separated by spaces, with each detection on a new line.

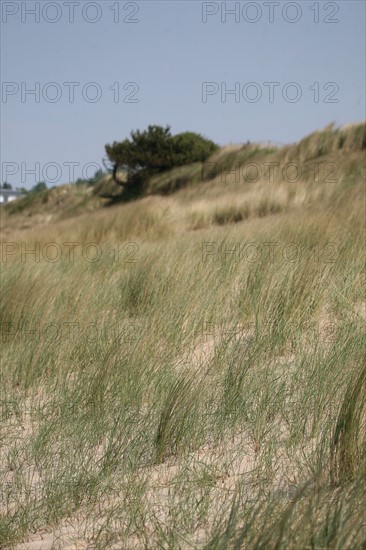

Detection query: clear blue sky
xmin=1 ymin=0 xmax=365 ymax=188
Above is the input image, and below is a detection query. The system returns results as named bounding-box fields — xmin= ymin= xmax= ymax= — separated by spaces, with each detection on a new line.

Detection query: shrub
xmin=75 ymin=169 xmax=104 ymax=187
xmin=105 ymin=125 xmax=218 ymax=188
xmin=31 ymin=181 xmax=47 ymax=193
xmin=171 ymin=131 xmax=219 ymax=165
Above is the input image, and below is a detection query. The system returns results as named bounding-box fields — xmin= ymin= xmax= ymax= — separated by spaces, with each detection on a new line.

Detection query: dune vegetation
xmin=0 ymin=122 xmax=365 ymax=549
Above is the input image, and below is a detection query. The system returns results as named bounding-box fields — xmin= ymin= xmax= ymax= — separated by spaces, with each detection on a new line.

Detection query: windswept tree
xmin=105 ymin=125 xmax=218 ymax=187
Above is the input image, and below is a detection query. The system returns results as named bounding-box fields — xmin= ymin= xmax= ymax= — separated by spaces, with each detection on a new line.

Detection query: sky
xmin=1 ymin=0 xmax=365 ymax=189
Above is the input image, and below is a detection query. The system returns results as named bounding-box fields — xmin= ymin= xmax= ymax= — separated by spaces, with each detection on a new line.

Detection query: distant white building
xmin=0 ymin=188 xmax=25 ymax=204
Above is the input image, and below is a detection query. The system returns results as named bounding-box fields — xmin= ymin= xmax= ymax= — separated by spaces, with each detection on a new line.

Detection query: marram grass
xmin=0 ymin=123 xmax=365 ymax=549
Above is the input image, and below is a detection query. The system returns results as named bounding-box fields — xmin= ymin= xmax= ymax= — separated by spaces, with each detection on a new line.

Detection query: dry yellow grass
xmin=1 ymin=122 xmax=365 ymax=549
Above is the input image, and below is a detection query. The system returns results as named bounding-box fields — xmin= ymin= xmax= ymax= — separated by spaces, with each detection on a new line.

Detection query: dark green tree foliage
xmin=1 ymin=182 xmax=12 ymax=189
xmin=105 ymin=125 xmax=218 ymax=186
xmin=171 ymin=132 xmax=218 ymax=165
xmin=32 ymin=181 xmax=47 ymax=193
